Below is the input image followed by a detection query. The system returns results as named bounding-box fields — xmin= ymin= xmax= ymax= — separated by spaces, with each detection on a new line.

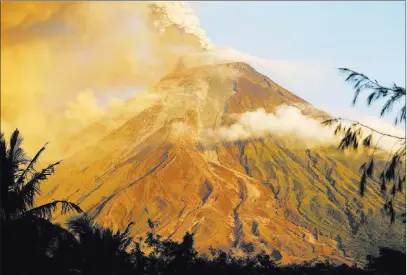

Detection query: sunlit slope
xmin=203 ymin=138 xmax=405 ymax=257
xmin=38 ymin=62 xmax=405 ymax=265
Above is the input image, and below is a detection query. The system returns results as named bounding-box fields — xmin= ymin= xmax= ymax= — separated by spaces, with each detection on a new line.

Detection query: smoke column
xmin=1 ymin=1 xmax=212 ymax=159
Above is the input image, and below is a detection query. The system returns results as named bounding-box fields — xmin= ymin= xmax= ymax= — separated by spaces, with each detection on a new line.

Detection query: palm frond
xmin=1 ymin=132 xmax=8 ymax=196
xmin=1 ymin=131 xmax=25 ymax=219
xmin=8 ymin=129 xmax=22 ymax=158
xmin=18 ymin=161 xmax=62 ymax=210
xmin=16 ymin=142 xmax=49 ymax=186
xmin=4 ymin=130 xmax=29 ymax=190
xmin=8 ymin=129 xmax=29 ymax=167
xmin=25 ymin=200 xmax=83 ymax=220
xmin=13 ymin=147 xmax=28 ymax=165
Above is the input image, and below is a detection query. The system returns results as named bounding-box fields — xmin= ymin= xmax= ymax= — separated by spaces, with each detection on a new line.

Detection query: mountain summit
xmin=39 ymin=62 xmax=405 ymax=264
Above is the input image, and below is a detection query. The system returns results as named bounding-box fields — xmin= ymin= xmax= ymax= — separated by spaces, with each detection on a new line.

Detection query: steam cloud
xmin=1 ymin=1 xmax=212 ymax=159
xmin=200 ymin=105 xmax=404 ymax=153
xmin=200 ymin=106 xmax=338 ymax=145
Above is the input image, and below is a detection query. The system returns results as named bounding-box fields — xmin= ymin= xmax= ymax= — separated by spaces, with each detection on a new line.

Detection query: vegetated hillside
xmin=39 ymin=62 xmax=405 ymax=265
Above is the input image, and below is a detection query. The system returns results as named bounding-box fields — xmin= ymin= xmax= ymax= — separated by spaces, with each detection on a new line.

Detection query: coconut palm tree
xmin=0 ymin=129 xmax=83 ymax=275
xmin=0 ymin=129 xmax=82 ymax=221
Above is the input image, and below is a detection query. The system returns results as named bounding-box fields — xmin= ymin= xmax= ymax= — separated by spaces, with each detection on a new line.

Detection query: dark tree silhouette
xmin=0 ymin=129 xmax=82 ymax=221
xmin=1 ymin=216 xmax=82 ymax=275
xmin=366 ymin=247 xmax=406 ymax=275
xmin=0 ymin=129 xmax=83 ymax=275
xmin=322 ymin=69 xmax=406 ymax=223
xmin=67 ymin=215 xmax=135 ymax=275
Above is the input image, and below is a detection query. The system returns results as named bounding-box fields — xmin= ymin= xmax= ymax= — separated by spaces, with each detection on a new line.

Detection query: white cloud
xmin=199 ymin=105 xmax=404 ymax=154
xmin=200 ymin=105 xmax=337 ymax=145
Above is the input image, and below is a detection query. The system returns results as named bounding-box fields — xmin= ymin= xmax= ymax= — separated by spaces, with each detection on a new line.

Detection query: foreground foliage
xmin=322 ymin=69 xmax=406 ymax=223
xmin=1 ymin=216 xmax=405 ymax=275
xmin=0 ymin=129 xmax=82 ymax=274
xmin=0 ymin=129 xmax=82 ymax=221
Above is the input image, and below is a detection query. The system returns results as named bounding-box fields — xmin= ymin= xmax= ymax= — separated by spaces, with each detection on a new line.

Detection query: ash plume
xmin=1 ymin=1 xmax=212 ymax=160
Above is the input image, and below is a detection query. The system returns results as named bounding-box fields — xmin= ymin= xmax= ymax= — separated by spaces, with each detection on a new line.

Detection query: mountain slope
xmin=39 ymin=62 xmax=405 ymax=265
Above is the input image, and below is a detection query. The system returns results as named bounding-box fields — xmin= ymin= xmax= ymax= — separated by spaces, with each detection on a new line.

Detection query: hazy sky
xmin=190 ymin=1 xmax=405 ymax=126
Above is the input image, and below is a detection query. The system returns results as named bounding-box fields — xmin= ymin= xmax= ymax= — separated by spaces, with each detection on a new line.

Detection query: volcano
xmin=39 ymin=62 xmax=405 ymax=265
